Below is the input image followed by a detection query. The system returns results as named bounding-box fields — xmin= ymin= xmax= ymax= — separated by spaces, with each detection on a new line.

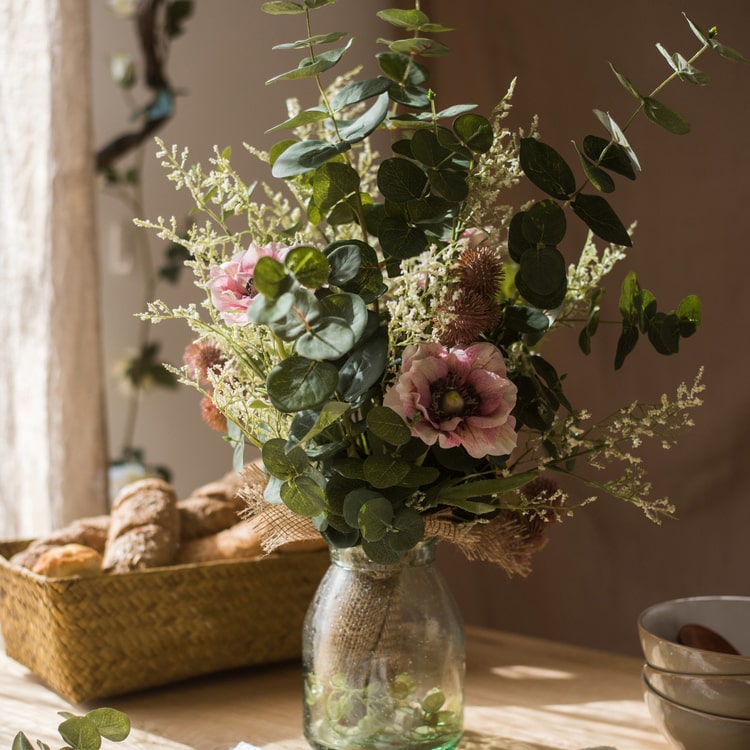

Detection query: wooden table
xmin=1 ymin=627 xmax=669 ymax=750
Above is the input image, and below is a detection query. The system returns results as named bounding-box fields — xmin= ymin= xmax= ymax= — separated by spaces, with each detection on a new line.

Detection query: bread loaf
xmin=31 ymin=543 xmax=103 ymax=578
xmin=176 ymin=519 xmax=263 ymax=564
xmin=178 ymin=496 xmax=240 ymax=540
xmin=102 ymin=478 xmax=180 ymax=572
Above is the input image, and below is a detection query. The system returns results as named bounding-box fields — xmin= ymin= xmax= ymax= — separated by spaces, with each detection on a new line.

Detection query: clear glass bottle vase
xmin=302 ymin=540 xmax=465 ymax=750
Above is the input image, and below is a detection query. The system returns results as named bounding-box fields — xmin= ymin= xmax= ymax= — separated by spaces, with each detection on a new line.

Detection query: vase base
xmin=305 ymin=730 xmax=463 ymax=750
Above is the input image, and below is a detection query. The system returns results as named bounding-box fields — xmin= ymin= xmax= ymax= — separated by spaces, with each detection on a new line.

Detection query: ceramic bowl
xmin=643 ymin=664 xmax=750 ymax=720
xmin=644 ymin=676 xmax=750 ymax=750
xmin=638 ymin=596 xmax=750 ymax=674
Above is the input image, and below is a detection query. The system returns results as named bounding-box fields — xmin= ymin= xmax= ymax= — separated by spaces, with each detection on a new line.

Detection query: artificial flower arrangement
xmin=141 ymin=1 xmax=744 ymax=568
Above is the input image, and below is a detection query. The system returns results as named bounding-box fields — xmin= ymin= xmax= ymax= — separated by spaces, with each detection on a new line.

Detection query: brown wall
xmin=426 ymin=0 xmax=750 ymax=655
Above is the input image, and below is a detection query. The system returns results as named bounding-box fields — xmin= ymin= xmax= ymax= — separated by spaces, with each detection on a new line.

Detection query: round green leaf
xmin=325 ymin=243 xmax=361 ymax=285
xmin=378 ymin=216 xmax=428 ymax=259
xmin=677 ymin=294 xmax=701 ymax=336
xmin=262 ymin=437 xmax=310 ymax=479
xmin=281 ymin=475 xmax=326 ymax=517
xmin=363 ymin=455 xmax=411 ymax=488
xmin=338 ymin=332 xmax=389 ymax=402
xmin=453 ymin=113 xmax=493 ymax=153
xmin=389 ymin=507 xmax=425 ymax=551
xmin=366 ymin=406 xmax=411 ymax=446
xmin=313 ymin=162 xmax=360 ymax=212
xmin=520 ymin=137 xmax=576 ymax=200
xmin=319 ymin=293 xmax=368 ymax=341
xmin=410 ymin=129 xmax=452 ymax=167
xmin=377 ymin=52 xmax=429 ymax=86
xmin=285 ymin=245 xmax=330 ymax=288
xmin=522 ymin=200 xmax=567 ymax=246
xmin=643 ymin=96 xmax=691 ymax=135
xmin=266 ymin=356 xmax=339 ymax=412
xmin=297 ymin=317 xmax=356 ymax=360
xmin=267 ymin=287 xmax=321 ymax=340
xmin=377 ymin=157 xmax=428 ymax=202
xmin=253 ymin=256 xmax=291 ymax=299
xmin=338 ymin=92 xmax=390 ymax=143
xmin=58 ymin=718 xmax=101 ymax=750
xmin=428 ymin=168 xmax=469 ymax=202
xmin=582 ymin=135 xmax=636 ymax=180
xmin=343 ymin=488 xmax=382 ymax=526
xmin=271 ymin=139 xmax=351 ymax=179
xmin=571 ymin=193 xmax=632 ymax=247
xmin=330 ymin=77 xmax=392 ymax=111
xmin=84 ymin=709 xmax=131 ymax=742
xmin=331 ymin=240 xmax=386 ymax=303
xmin=516 ymin=245 xmax=568 ymax=310
xmin=358 ymin=496 xmax=394 ymax=541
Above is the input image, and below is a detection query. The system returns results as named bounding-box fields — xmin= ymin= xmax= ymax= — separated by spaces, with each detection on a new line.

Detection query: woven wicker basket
xmin=0 ymin=541 xmax=328 ymax=703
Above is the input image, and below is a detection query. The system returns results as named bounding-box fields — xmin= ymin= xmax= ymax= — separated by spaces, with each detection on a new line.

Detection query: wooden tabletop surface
xmin=1 ymin=626 xmax=668 ymax=750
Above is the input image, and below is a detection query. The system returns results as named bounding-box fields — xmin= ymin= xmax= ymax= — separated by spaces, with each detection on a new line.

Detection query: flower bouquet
xmin=141 ymin=3 xmax=742 ymax=569
xmin=139 ymin=3 xmax=743 ymax=747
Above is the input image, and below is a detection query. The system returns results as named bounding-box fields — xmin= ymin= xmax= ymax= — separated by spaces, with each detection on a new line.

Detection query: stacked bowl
xmin=638 ymin=596 xmax=750 ymax=749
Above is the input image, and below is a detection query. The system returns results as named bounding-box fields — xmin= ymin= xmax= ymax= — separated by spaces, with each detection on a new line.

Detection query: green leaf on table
xmin=85 ymin=708 xmax=131 ymax=742
xmin=643 ymin=97 xmax=691 ymax=134
xmin=266 ymin=356 xmax=339 ymax=412
xmin=58 ymin=717 xmax=101 ymax=750
xmin=571 ymin=194 xmax=632 ymax=246
xmin=519 ymin=138 xmax=576 ymax=200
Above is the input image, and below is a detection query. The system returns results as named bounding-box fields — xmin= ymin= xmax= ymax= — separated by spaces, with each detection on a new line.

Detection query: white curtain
xmin=0 ymin=1 xmax=108 ymax=538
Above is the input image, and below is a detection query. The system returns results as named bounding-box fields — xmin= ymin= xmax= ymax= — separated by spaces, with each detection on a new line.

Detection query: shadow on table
xmin=461 ymin=731 xmax=616 ymax=750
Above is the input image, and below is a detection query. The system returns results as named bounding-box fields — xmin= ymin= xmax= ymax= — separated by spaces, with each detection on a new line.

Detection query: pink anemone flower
xmin=207 ymin=241 xmax=290 ymax=326
xmin=383 ymin=342 xmax=518 ymax=459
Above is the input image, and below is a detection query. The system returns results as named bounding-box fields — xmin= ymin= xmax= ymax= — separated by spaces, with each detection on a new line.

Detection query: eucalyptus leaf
xmin=266 ymin=356 xmax=339 ymax=412
xmin=362 ymin=537 xmax=402 ymax=564
xmin=343 ymin=488 xmax=382 ymax=526
xmin=609 ymin=63 xmax=641 ymax=99
xmin=295 ymin=401 xmax=351 ymax=445
xmin=262 ymin=437 xmax=310 ymax=479
xmin=516 ymin=245 xmax=568 ymax=310
xmin=332 ymin=240 xmax=386 ymax=303
xmin=285 ymin=245 xmax=330 ymax=288
xmin=338 ymin=92 xmax=390 ymax=143
xmin=296 ymin=317 xmax=356 ymax=360
xmin=522 ymin=200 xmax=567 ymax=246
xmin=387 ymin=83 xmax=432 ymax=109
xmin=363 ymin=455 xmax=412 ymax=488
xmin=453 ymin=113 xmax=493 ymax=153
xmin=677 ymin=294 xmax=702 ymax=336
xmin=84 ymin=709 xmax=131 ymax=742
xmin=388 ymin=508 xmax=425 ymax=550
xmin=266 ymin=107 xmax=330 ymax=133
xmin=337 ymin=332 xmax=389 ymax=402
xmin=410 ymin=129 xmax=453 ymax=167
xmin=385 ymin=37 xmax=450 ymax=58
xmin=319 ymin=293 xmax=368 ymax=341
xmin=12 ymin=734 xmax=34 ymax=750
xmin=647 ymin=312 xmax=681 ymax=355
xmin=253 ymin=255 xmax=291 ymax=299
xmin=571 ymin=193 xmax=632 ymax=247
xmin=330 ymin=77 xmax=391 ymax=110
xmin=266 ymin=39 xmax=353 ymax=84
xmin=376 ymin=8 xmax=429 ymax=30
xmin=592 ymin=110 xmax=642 ymax=172
xmin=58 ymin=717 xmax=102 ymax=750
xmin=436 ymin=470 xmax=538 ymax=504
xmin=655 ymin=43 xmax=710 ymax=85
xmin=272 ymin=139 xmax=351 ymax=179
xmin=642 ymin=96 xmax=691 ymax=134
xmin=366 ymin=406 xmax=412 ymax=446
xmin=428 ymin=168 xmax=469 ymax=201
xmin=519 ymin=138 xmax=576 ymax=200
xmin=281 ymin=475 xmax=326 ymax=517
xmin=574 ymin=142 xmax=616 ymax=193
xmin=326 ymin=243 xmax=361 ymax=285
xmin=614 ymin=323 xmax=639 ymax=369
xmin=378 ymin=216 xmax=428 ymax=259
xmin=267 ymin=287 xmax=321 ymax=340
xmin=377 ymin=52 xmax=429 ymax=86
xmin=358 ymin=496 xmax=394 ymax=541
xmin=272 ymin=31 xmax=348 ymax=50
xmin=261 ymin=1 xmax=304 ymax=13
xmin=377 ymin=157 xmax=429 ymax=202
xmin=582 ymin=135 xmax=636 ymax=180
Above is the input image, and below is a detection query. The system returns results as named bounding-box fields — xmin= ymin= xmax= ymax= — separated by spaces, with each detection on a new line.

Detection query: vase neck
xmin=331 ymin=540 xmax=436 ymax=571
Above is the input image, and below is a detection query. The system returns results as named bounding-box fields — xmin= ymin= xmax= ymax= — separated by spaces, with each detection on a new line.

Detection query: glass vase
xmin=302 ymin=540 xmax=465 ymax=750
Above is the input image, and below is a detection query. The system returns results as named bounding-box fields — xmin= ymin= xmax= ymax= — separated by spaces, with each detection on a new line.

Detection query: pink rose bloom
xmin=207 ymin=241 xmax=290 ymax=325
xmin=383 ymin=342 xmax=518 ymax=459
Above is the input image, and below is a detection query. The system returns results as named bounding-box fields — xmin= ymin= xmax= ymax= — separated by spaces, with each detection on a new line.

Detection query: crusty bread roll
xmin=178 ymin=496 xmax=240 ymax=541
xmin=9 ymin=515 xmax=110 ymax=570
xmin=176 ymin=519 xmax=263 ymax=564
xmin=102 ymin=478 xmax=180 ymax=573
xmin=31 ymin=543 xmax=102 ymax=578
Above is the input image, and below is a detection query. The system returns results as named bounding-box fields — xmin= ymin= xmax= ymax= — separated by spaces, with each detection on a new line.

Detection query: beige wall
xmin=91 ymin=1 xmax=750 ymax=655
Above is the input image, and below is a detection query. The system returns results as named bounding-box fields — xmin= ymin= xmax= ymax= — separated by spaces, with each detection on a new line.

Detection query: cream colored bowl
xmin=638 ymin=596 xmax=750 ymax=674
xmin=643 ymin=664 xmax=750 ymax=720
xmin=644 ymin=677 xmax=750 ymax=750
